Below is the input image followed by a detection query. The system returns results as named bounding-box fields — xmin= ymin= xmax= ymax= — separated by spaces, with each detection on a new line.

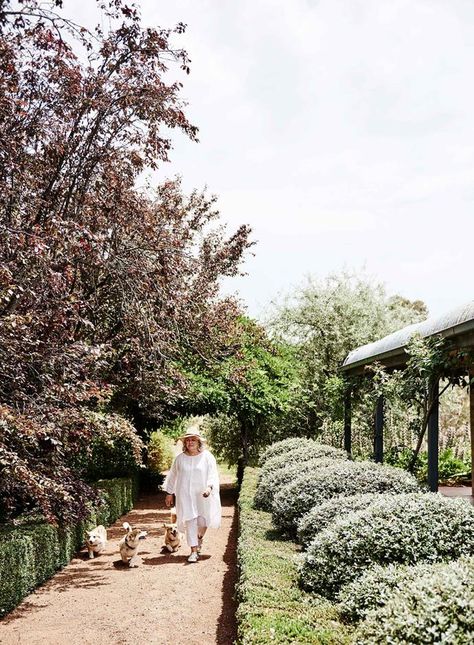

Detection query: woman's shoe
xmin=187 ymin=552 xmax=199 ymax=563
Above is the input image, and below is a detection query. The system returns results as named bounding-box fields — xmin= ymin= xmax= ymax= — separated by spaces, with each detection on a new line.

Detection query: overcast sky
xmin=77 ymin=0 xmax=474 ymax=320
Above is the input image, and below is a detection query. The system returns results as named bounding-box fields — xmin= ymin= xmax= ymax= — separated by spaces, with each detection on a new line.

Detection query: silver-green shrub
xmin=353 ymin=556 xmax=474 ymax=644
xmin=297 ymin=492 xmax=391 ymax=549
xmin=255 ymin=446 xmax=348 ymax=511
xmin=258 ymin=437 xmax=318 ymax=466
xmin=339 ymin=561 xmax=433 ymax=622
xmin=300 ymin=493 xmax=474 ymax=597
xmin=272 ymin=460 xmax=419 ymax=536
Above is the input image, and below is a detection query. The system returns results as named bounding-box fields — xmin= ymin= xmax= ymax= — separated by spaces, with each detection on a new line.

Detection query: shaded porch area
xmin=341 ymin=300 xmax=474 ymax=497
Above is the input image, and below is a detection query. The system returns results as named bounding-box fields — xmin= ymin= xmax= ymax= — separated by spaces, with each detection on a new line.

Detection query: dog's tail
xmin=122 ymin=522 xmax=131 ymax=531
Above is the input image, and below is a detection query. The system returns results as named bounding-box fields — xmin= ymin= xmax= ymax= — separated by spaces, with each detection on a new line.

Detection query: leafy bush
xmin=385 ymin=446 xmax=471 ymax=483
xmin=255 ymin=447 xmax=347 ymax=512
xmin=354 ymin=556 xmax=474 ymax=644
xmin=72 ymin=411 xmax=144 ymax=481
xmin=297 ymin=493 xmax=389 ymax=549
xmin=258 ymin=438 xmax=319 ymax=466
xmin=272 ymin=461 xmax=419 ymax=536
xmin=0 ymin=406 xmax=101 ymax=524
xmin=147 ymin=431 xmax=174 ymax=473
xmin=339 ymin=562 xmax=433 ymax=622
xmin=300 ymin=493 xmax=474 ymax=597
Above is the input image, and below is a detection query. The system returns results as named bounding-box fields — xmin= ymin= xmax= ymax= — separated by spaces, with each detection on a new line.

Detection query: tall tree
xmin=0 ymin=0 xmax=253 ymax=522
xmin=270 ymin=270 xmax=427 ymax=440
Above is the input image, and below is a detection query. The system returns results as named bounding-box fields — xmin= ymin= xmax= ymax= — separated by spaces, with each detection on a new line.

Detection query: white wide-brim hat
xmin=179 ymin=427 xmax=205 ymax=441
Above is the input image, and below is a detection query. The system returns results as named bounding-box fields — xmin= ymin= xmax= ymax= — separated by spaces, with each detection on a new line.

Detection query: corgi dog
xmin=85 ymin=525 xmax=107 ymax=559
xmin=119 ymin=522 xmax=147 ymax=567
xmin=163 ymin=522 xmax=182 ymax=552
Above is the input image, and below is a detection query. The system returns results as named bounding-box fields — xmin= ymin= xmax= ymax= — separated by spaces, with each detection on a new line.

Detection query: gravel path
xmin=0 ymin=478 xmax=238 ymax=645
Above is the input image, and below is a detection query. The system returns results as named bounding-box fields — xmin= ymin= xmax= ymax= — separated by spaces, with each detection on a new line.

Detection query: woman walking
xmin=164 ymin=427 xmax=221 ymax=562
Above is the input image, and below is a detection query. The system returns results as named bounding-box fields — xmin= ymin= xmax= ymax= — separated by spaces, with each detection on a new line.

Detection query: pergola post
xmin=427 ymin=378 xmax=439 ymax=492
xmin=344 ymin=384 xmax=352 ymax=456
xmin=374 ymin=395 xmax=384 ymax=463
xmin=470 ymin=372 xmax=474 ymax=497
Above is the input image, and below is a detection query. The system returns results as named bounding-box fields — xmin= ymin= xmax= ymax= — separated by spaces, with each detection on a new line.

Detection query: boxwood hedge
xmin=339 ymin=561 xmax=436 ymax=622
xmin=300 ymin=493 xmax=474 ymax=597
xmin=255 ymin=455 xmax=347 ymax=512
xmin=353 ymin=556 xmax=474 ymax=644
xmin=0 ymin=476 xmax=137 ymax=617
xmin=297 ymin=492 xmax=393 ymax=549
xmin=272 ymin=461 xmax=419 ymax=536
xmin=258 ymin=438 xmax=319 ymax=466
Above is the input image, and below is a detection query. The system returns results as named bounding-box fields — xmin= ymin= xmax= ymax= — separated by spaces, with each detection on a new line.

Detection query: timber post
xmin=374 ymin=395 xmax=384 ymax=463
xmin=427 ymin=378 xmax=439 ymax=492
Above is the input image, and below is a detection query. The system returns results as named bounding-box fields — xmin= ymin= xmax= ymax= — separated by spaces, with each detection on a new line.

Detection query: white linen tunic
xmin=164 ymin=450 xmax=221 ymax=533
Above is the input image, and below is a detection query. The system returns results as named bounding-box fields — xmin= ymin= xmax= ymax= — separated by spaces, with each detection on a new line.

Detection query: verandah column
xmin=374 ymin=395 xmax=384 ymax=463
xmin=427 ymin=378 xmax=439 ymax=493
xmin=344 ymin=385 xmax=352 ymax=456
xmin=470 ymin=372 xmax=474 ymax=497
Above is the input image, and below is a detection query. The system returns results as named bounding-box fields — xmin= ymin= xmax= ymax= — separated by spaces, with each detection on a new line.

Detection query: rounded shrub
xmin=256 ymin=456 xmax=348 ymax=512
xmin=258 ymin=437 xmax=319 ymax=466
xmin=354 ymin=556 xmax=474 ymax=644
xmin=300 ymin=493 xmax=474 ymax=597
xmin=297 ymin=492 xmax=389 ymax=548
xmin=272 ymin=460 xmax=419 ymax=536
xmin=338 ymin=561 xmax=433 ymax=622
xmin=255 ymin=446 xmax=348 ymax=511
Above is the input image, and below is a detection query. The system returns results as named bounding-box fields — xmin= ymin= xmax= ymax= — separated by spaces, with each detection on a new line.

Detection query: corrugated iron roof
xmin=342 ymin=300 xmax=474 ymax=372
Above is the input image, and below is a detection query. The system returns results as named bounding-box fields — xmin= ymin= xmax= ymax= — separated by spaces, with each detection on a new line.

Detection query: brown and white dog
xmin=85 ymin=525 xmax=107 ymax=559
xmin=119 ymin=522 xmax=147 ymax=567
xmin=163 ymin=522 xmax=181 ymax=552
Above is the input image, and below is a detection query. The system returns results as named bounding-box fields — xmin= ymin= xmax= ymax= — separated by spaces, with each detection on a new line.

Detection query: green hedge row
xmin=236 ymin=467 xmax=351 ymax=645
xmin=0 ymin=476 xmax=137 ymax=617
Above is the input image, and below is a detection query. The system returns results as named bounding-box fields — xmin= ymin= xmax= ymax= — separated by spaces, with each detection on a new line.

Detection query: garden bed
xmin=236 ymin=467 xmax=351 ymax=644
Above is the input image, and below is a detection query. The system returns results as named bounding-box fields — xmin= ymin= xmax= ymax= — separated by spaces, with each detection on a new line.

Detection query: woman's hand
xmin=165 ymin=494 xmax=174 ymax=508
xmin=202 ymin=486 xmax=212 ymax=498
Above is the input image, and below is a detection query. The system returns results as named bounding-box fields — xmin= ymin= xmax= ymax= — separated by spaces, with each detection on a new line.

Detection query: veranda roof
xmin=341 ymin=300 xmax=474 ymax=374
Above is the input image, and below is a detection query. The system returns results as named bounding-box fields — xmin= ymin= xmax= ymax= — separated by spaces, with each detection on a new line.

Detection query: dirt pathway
xmin=0 ymin=478 xmax=238 ymax=645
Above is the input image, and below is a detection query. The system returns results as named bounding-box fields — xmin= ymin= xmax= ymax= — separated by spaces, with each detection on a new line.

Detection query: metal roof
xmin=341 ymin=300 xmax=474 ymax=373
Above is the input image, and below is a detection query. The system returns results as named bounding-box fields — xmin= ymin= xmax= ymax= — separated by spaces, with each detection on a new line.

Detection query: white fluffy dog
xmin=85 ymin=525 xmax=107 ymax=559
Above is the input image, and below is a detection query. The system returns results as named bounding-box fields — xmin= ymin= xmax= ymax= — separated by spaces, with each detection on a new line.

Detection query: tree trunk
xmin=236 ymin=421 xmax=250 ymax=489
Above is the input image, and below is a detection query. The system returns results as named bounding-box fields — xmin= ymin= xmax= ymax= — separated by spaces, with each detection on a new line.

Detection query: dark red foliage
xmin=0 ymin=1 xmax=253 ymax=523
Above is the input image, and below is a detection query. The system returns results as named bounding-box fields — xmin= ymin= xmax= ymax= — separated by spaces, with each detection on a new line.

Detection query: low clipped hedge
xmin=338 ymin=561 xmax=437 ymax=622
xmin=0 ymin=476 xmax=137 ymax=617
xmin=236 ymin=467 xmax=351 ymax=644
xmin=272 ymin=461 xmax=419 ymax=536
xmin=297 ymin=492 xmax=391 ymax=549
xmin=255 ymin=454 xmax=347 ymax=512
xmin=258 ymin=438 xmax=319 ymax=466
xmin=354 ymin=556 xmax=474 ymax=644
xmin=300 ymin=493 xmax=474 ymax=597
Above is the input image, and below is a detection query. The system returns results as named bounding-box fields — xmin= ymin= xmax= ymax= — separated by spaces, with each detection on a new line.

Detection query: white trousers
xmin=185 ymin=515 xmax=206 ymax=547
